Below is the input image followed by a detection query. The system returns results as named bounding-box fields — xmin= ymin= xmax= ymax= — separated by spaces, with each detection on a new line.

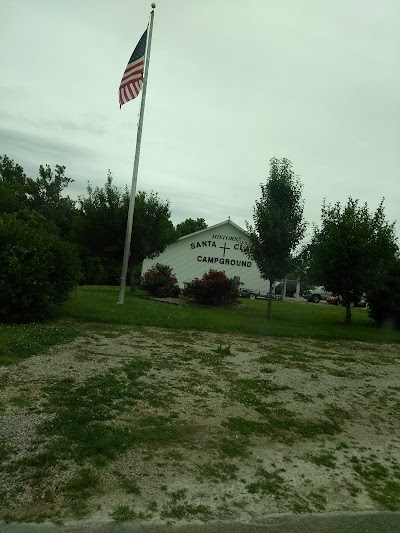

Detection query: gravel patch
xmin=0 ymin=326 xmax=399 ymax=524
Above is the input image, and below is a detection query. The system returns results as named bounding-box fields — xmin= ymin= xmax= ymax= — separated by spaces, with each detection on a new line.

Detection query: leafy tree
xmin=0 ymin=212 xmax=81 ymax=322
xmin=74 ymin=172 xmax=128 ymax=283
xmin=0 ymin=155 xmax=32 ymax=214
xmin=75 ymin=173 xmax=176 ymax=284
xmin=27 ymin=164 xmax=77 ymax=236
xmin=176 ymin=217 xmax=207 ymax=238
xmin=0 ymin=156 xmax=77 ymax=236
xmin=246 ymin=157 xmax=306 ymax=320
xmin=366 ymin=256 xmax=400 ymax=329
xmin=131 ymin=191 xmax=176 ymax=266
xmin=308 ymin=198 xmax=398 ymax=326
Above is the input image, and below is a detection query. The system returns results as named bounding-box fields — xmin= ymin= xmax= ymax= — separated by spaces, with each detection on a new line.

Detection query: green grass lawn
xmin=0 ymin=322 xmax=79 ymax=366
xmin=61 ymin=286 xmax=400 ymax=343
xmin=1 ymin=285 xmax=399 ymax=367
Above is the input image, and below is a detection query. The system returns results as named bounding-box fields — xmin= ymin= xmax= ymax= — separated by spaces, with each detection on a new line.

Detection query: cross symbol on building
xmin=219 ymin=243 xmax=230 ymax=257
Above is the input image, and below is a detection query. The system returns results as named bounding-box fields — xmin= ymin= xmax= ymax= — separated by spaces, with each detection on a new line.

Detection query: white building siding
xmin=141 ymin=220 xmax=270 ymax=292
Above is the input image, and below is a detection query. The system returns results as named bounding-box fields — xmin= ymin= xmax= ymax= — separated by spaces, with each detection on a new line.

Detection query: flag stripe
xmin=122 ymin=66 xmax=144 ymax=83
xmin=122 ymin=72 xmax=143 ymax=85
xmin=122 ymin=60 xmax=144 ymax=78
xmin=119 ymin=28 xmax=147 ymax=107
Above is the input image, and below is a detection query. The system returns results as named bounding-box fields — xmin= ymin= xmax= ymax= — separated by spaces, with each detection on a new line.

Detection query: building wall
xmin=141 ymin=222 xmax=270 ymax=292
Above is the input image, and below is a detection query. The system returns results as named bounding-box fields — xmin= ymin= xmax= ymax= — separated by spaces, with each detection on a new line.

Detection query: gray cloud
xmin=0 ymin=0 xmax=398 ymax=237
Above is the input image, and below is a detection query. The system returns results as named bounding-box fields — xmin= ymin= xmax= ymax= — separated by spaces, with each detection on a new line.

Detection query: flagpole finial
xmin=151 ymin=2 xmax=156 ymax=7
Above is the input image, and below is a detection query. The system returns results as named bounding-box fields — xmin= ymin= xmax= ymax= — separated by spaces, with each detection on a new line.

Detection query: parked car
xmin=326 ymin=295 xmax=340 ymax=306
xmin=238 ymin=288 xmax=268 ymax=300
xmin=273 ymin=281 xmax=299 ymax=297
xmin=326 ymin=295 xmax=368 ymax=308
xmin=302 ymin=286 xmax=332 ymax=303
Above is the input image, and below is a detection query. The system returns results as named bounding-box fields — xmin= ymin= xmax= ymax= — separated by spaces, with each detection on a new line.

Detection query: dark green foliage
xmin=75 ymin=173 xmax=176 ymax=284
xmin=140 ymin=263 xmax=179 ymax=297
xmin=175 ymin=217 xmax=207 ymax=238
xmin=184 ymin=270 xmax=239 ymax=306
xmin=0 ymin=156 xmax=77 ymax=237
xmin=0 ymin=155 xmax=31 ymax=214
xmin=308 ymin=198 xmax=398 ymax=326
xmin=367 ymin=257 xmax=400 ymax=329
xmin=0 ymin=213 xmax=81 ymax=322
xmin=76 ymin=246 xmax=108 ymax=285
xmin=26 ymin=163 xmax=77 ymax=236
xmin=246 ymin=157 xmax=306 ymax=319
xmin=1 ymin=155 xmax=177 ymax=288
xmin=131 ymin=190 xmax=177 ymax=264
xmin=74 ymin=172 xmax=130 ymax=284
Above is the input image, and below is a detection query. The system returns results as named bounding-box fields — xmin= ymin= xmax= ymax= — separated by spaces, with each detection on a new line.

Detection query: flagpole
xmin=118 ymin=3 xmax=156 ymax=304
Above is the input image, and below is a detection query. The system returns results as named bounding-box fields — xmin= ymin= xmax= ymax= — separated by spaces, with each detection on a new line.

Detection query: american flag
xmin=119 ymin=28 xmax=148 ymax=107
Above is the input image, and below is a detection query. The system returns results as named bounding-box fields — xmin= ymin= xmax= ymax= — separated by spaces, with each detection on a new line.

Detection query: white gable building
xmin=141 ymin=219 xmax=270 ymax=292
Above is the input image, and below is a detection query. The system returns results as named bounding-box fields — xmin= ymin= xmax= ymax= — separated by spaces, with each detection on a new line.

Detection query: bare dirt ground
xmin=1 ymin=325 xmax=399 ymax=525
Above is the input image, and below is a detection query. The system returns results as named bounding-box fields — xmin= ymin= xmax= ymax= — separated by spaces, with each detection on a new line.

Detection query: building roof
xmin=178 ymin=219 xmax=248 ymax=242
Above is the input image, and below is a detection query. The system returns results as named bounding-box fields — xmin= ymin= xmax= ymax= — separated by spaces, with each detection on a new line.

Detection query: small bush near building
xmin=0 ymin=213 xmax=82 ymax=322
xmin=184 ymin=270 xmax=239 ymax=306
xmin=140 ymin=263 xmax=179 ymax=298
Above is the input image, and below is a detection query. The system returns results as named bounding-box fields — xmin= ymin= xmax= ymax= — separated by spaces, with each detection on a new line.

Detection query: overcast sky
xmin=1 ymin=0 xmax=399 ymax=237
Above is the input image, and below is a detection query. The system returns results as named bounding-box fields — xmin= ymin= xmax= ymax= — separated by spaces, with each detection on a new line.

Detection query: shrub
xmin=367 ymin=258 xmax=400 ymax=329
xmin=0 ymin=213 xmax=82 ymax=322
xmin=140 ymin=263 xmax=179 ymax=298
xmin=184 ymin=270 xmax=239 ymax=306
xmin=76 ymin=247 xmax=107 ymax=285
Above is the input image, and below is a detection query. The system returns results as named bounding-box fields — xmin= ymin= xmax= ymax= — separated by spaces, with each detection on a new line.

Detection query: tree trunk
xmin=267 ymin=280 xmax=274 ymax=321
xmin=345 ymin=302 xmax=352 ymax=326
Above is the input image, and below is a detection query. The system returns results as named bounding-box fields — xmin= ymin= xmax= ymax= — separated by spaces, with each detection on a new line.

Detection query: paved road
xmin=2 ymin=511 xmax=400 ymax=532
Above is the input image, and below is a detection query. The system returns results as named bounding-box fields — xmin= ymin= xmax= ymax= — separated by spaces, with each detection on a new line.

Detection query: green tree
xmin=308 ymin=198 xmax=398 ymax=326
xmin=131 ymin=191 xmax=176 ymax=266
xmin=175 ymin=217 xmax=207 ymax=238
xmin=27 ymin=164 xmax=77 ymax=236
xmin=246 ymin=157 xmax=306 ymax=320
xmin=0 ymin=156 xmax=77 ymax=236
xmin=0 ymin=212 xmax=81 ymax=322
xmin=0 ymin=155 xmax=32 ymax=214
xmin=74 ymin=172 xmax=128 ymax=283
xmin=75 ymin=173 xmax=176 ymax=284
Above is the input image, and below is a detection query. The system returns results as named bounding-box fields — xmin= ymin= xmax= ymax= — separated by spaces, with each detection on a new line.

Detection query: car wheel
xmin=249 ymin=294 xmax=256 ymax=300
xmin=311 ymin=295 xmax=320 ymax=303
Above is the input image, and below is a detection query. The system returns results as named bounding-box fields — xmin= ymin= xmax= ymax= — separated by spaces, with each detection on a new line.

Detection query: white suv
xmin=303 ymin=286 xmax=332 ymax=303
